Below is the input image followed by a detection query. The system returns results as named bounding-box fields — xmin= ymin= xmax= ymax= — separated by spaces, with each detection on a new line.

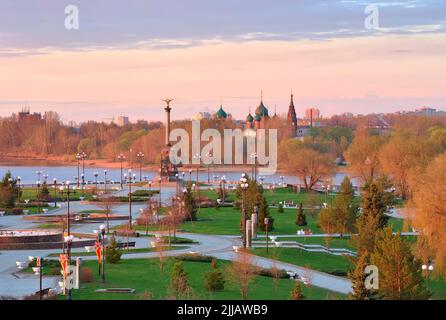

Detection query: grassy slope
xmin=70 ymin=258 xmax=345 ymax=300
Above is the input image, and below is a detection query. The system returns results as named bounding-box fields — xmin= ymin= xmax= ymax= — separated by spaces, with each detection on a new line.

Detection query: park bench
xmin=116 ymin=241 xmax=136 ymax=249
xmin=95 ymin=288 xmax=135 ymax=293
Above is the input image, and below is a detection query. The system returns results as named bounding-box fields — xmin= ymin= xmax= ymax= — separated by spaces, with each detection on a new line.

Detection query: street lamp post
xmin=64 ymin=234 xmax=74 ymax=300
xmin=104 ymin=170 xmax=108 ymax=194
xmin=93 ymin=172 xmax=99 ymax=194
xmin=118 ymin=153 xmax=126 ymax=189
xmin=81 ymin=152 xmax=87 ymax=176
xmin=81 ymin=173 xmax=85 ymax=197
xmin=189 ymin=169 xmax=192 ymax=183
xmin=36 ymin=257 xmax=43 ymax=300
xmin=100 ymin=224 xmax=106 ymax=282
xmin=76 ymin=154 xmax=81 ymax=187
xmin=17 ymin=176 xmax=21 ymax=203
xmin=36 ymin=180 xmax=41 ymax=213
xmin=137 ymin=152 xmax=145 ymax=182
xmin=158 ymin=177 xmax=162 ymax=208
xmin=422 ymin=263 xmax=434 ymax=292
xmin=250 ymin=153 xmax=258 ymax=182
xmin=182 ymin=172 xmax=185 ymax=188
xmin=240 ymin=174 xmax=249 ymax=248
xmin=36 ymin=170 xmax=42 ymax=185
xmin=264 ymin=217 xmax=269 ymax=254
xmin=221 ymin=176 xmax=226 ymax=203
xmin=62 ymin=179 xmax=74 ymax=302
xmin=53 ymin=178 xmax=57 ymax=207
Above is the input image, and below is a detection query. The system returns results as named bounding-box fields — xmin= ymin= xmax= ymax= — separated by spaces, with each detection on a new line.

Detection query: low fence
xmin=252 ymin=240 xmax=357 ymax=257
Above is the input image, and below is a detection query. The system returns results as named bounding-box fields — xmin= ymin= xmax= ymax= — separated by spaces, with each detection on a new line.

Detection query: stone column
xmin=245 ymin=220 xmax=252 ymax=248
xmin=163 ymin=98 xmax=173 ymax=146
xmin=251 ymin=213 xmax=257 ymax=239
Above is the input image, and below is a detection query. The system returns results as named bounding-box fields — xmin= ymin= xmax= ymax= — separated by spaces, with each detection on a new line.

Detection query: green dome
xmin=255 ymin=114 xmax=262 ymax=122
xmin=215 ymin=105 xmax=227 ymax=119
xmin=246 ymin=113 xmax=254 ymax=122
xmin=255 ymin=100 xmax=269 ymax=118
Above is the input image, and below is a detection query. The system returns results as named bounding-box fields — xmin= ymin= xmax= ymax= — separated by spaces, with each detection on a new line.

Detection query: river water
xmin=0 ymin=160 xmax=360 ymax=187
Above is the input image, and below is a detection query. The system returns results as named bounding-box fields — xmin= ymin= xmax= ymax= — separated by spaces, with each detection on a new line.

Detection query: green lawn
xmin=250 ymin=248 xmax=446 ymax=300
xmin=48 ymin=246 xmax=189 ymax=257
xmin=20 ymin=187 xmax=94 ymax=201
xmin=251 ymin=248 xmax=354 ymax=276
xmin=200 ymin=188 xmax=335 ymax=206
xmin=69 ymin=258 xmax=345 ymax=300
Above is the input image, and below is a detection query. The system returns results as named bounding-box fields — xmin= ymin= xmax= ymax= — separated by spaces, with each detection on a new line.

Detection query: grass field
xmin=47 ymin=245 xmax=189 ymax=257
xmin=68 ymin=257 xmax=346 ymax=300
xmin=251 ymin=248 xmax=354 ymax=276
xmin=250 ymin=247 xmax=446 ymax=299
xmin=20 ymin=187 xmax=94 ymax=201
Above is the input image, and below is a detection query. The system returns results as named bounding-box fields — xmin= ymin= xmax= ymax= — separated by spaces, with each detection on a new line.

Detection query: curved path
xmin=1 ymin=192 xmax=353 ymax=298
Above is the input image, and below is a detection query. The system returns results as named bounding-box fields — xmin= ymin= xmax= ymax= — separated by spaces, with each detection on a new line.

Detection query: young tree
xmin=226 ymin=250 xmax=256 ymax=300
xmin=97 ymin=196 xmax=116 ymax=234
xmin=0 ymin=171 xmax=19 ymax=209
xmin=204 ymin=258 xmax=225 ymax=291
xmin=182 ymin=186 xmax=197 ymax=221
xmin=170 ymin=261 xmax=192 ymax=299
xmin=348 ymin=250 xmax=376 ymax=300
xmin=289 ymin=282 xmax=305 ymax=300
xmin=361 ymin=175 xmax=394 ymax=229
xmin=37 ymin=182 xmax=50 ymax=202
xmin=295 ymin=203 xmax=307 ymax=226
xmin=317 ymin=207 xmax=334 ymax=249
xmin=106 ymin=235 xmax=122 ymax=264
xmin=371 ymin=228 xmax=430 ymax=300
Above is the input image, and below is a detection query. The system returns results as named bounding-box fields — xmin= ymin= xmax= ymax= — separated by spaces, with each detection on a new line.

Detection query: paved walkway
xmin=1 ymin=186 xmax=354 ymax=298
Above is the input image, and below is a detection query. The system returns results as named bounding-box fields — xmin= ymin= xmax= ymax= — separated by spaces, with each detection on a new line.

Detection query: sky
xmin=0 ymin=0 xmax=445 ymax=123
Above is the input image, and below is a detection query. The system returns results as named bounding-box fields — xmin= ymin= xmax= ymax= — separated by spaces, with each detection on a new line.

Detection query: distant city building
xmin=116 ymin=116 xmax=129 ymax=126
xmin=304 ymin=108 xmax=320 ymax=127
xmin=194 ymin=112 xmax=211 ymax=121
xmin=18 ymin=107 xmax=42 ymax=121
xmin=287 ymin=93 xmax=298 ymax=135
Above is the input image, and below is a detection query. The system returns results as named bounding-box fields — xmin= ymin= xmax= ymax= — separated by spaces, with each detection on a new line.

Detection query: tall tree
xmin=344 ymin=127 xmax=386 ymax=183
xmin=380 ymin=130 xmax=435 ymax=199
xmin=360 ymin=175 xmax=394 ymax=229
xmin=371 ymin=228 xmax=430 ymax=300
xmin=280 ymin=139 xmax=334 ymax=191
xmin=411 ymin=152 xmax=446 ymax=276
xmin=348 ymin=249 xmax=376 ymax=300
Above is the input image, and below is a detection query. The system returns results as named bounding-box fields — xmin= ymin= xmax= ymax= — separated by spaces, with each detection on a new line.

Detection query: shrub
xmin=255 ymin=267 xmax=288 ymax=279
xmin=204 ymin=259 xmax=225 ymax=291
xmin=81 ymin=267 xmax=93 ymax=283
xmin=289 ymin=282 xmax=305 ymax=300
xmin=278 ymin=203 xmax=284 ymax=213
xmin=106 ymin=235 xmax=122 ymax=264
xmin=175 ymin=254 xmax=214 ymax=262
xmin=170 ymin=261 xmax=190 ymax=298
xmin=295 ymin=203 xmax=307 ymax=226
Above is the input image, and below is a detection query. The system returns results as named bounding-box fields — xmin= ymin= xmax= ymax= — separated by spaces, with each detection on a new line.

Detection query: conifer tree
xmin=371 ymin=228 xmax=430 ymax=300
xmin=295 ymin=203 xmax=307 ymax=226
xmin=348 ymin=250 xmax=376 ymax=300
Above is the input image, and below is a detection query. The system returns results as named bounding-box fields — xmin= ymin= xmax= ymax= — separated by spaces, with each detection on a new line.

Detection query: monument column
xmin=163 ymin=98 xmax=173 ymax=146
